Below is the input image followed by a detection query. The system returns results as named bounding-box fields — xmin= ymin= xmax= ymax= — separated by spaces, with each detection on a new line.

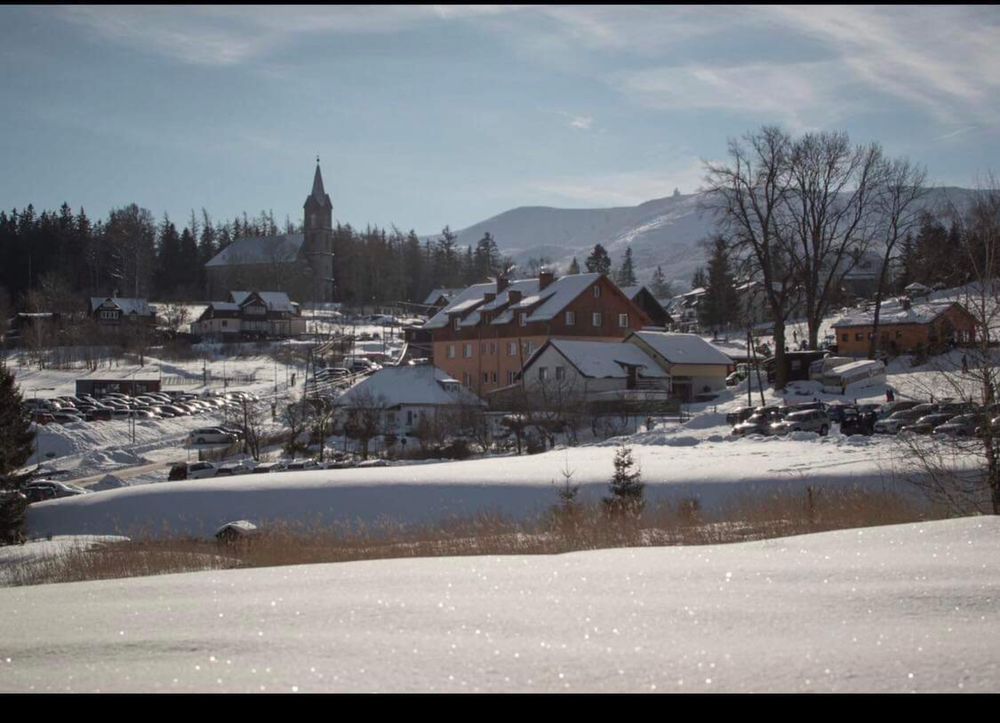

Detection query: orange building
xmin=423 ymin=272 xmax=653 ymax=396
xmin=832 ymin=300 xmax=977 ymax=357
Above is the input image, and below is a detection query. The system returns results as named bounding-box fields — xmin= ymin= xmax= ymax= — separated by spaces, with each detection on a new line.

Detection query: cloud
xmin=611 ymin=61 xmax=849 ymax=133
xmin=569 ymin=115 xmax=593 ymax=130
xmin=52 ymin=5 xmax=525 ymax=66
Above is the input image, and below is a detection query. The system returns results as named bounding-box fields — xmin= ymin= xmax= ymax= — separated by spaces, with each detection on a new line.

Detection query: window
xmin=896 ymin=330 xmax=903 ymax=338
xmin=592 ymin=312 xmax=603 ymax=327
xmin=539 ymin=367 xmax=548 ymax=381
xmin=483 ymin=372 xmax=489 ymax=384
xmin=593 ymin=286 xmax=601 ymax=298
xmin=519 ymin=312 xmax=527 ymax=327
xmin=100 ymin=310 xmax=116 ymax=320
xmin=855 ymin=333 xmax=863 ymax=341
xmin=507 ymin=371 xmax=515 ymax=384
xmin=453 ymin=318 xmax=460 ymax=331
xmin=490 ymin=342 xmax=496 ymax=355
xmin=492 ymin=371 xmax=497 ymax=383
xmin=508 ymin=341 xmax=517 ymax=356
xmin=407 ymin=410 xmax=414 ymax=425
xmin=447 ymin=344 xmax=456 ymax=359
xmin=841 ymin=333 xmax=849 ymax=342
xmin=556 ymin=366 xmax=565 ymax=381
xmin=464 ymin=343 xmax=473 ymax=358
xmin=463 ymin=372 xmax=471 ymax=387
xmin=221 ymin=320 xmax=228 ymax=328
xmin=565 ymin=311 xmax=575 ymax=326
xmin=523 ymin=341 xmax=533 ymax=355
xmin=618 ymin=313 xmax=629 ymax=328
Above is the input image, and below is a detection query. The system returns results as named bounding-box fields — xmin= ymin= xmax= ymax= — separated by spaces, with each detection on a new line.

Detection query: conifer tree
xmin=0 ymin=366 xmax=34 ymax=480
xmin=616 ymin=246 xmax=637 ymax=286
xmin=585 ymin=244 xmax=612 ymax=274
xmin=567 ymin=257 xmax=580 ymax=275
xmin=603 ymin=442 xmax=644 ymax=519
xmin=650 ymin=265 xmax=672 ymax=298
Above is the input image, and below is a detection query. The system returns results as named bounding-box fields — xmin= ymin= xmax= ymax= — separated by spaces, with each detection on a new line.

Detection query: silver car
xmin=770 ymin=410 xmax=831 ymax=436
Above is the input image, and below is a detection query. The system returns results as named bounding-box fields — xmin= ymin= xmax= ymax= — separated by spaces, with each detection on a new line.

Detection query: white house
xmin=336 ymin=363 xmax=485 ymax=440
xmin=625 ymin=331 xmax=734 ymax=401
xmin=519 ymin=338 xmax=671 ymax=405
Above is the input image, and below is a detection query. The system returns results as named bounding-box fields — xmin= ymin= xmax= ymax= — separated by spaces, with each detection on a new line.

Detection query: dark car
xmin=840 ymin=409 xmax=876 ymax=436
xmin=900 ymin=413 xmax=956 ymax=435
xmin=932 ymin=414 xmax=980 ymax=438
xmin=725 ymin=406 xmax=755 ymax=426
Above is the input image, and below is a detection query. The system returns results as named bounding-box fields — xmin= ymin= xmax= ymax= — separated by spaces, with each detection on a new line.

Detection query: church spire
xmin=311 ymin=157 xmax=327 ymax=202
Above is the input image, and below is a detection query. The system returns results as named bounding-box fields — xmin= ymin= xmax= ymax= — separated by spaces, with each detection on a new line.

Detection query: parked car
xmin=770 ymin=410 xmax=831 ymax=436
xmin=725 ymin=406 xmax=755 ymax=426
xmin=188 ymin=428 xmax=238 ymax=445
xmin=874 ymin=408 xmax=929 ymax=434
xmin=732 ymin=414 xmax=775 ymax=437
xmin=932 ymin=414 xmax=981 ymax=438
xmin=840 ymin=408 xmax=877 ymax=436
xmin=185 ymin=462 xmax=218 ymax=479
xmin=22 ymin=480 xmax=91 ymax=503
xmin=899 ymin=413 xmax=957 ymax=435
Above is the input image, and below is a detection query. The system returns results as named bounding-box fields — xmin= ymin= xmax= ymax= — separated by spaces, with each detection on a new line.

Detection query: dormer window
xmin=519 ymin=312 xmax=527 ymax=327
xmin=453 ymin=317 xmax=460 ymax=331
xmin=593 ymin=286 xmax=601 ymax=298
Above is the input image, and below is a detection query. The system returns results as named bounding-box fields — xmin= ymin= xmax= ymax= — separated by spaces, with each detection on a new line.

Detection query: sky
xmin=2 ymin=5 xmax=999 ymax=235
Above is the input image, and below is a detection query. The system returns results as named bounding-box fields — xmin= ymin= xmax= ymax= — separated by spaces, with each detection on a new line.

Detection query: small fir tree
xmin=616 ymin=246 xmax=637 ymax=286
xmin=603 ymin=442 xmax=644 ymax=519
xmin=0 ymin=366 xmax=35 ymax=545
xmin=567 ymin=257 xmax=580 ymax=275
xmin=585 ymin=244 xmax=612 ymax=275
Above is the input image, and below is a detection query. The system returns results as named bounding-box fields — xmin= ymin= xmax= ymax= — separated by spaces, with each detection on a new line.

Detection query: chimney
xmin=538 ymin=270 xmax=555 ymax=290
xmin=497 ymin=276 xmax=510 ymax=294
xmin=508 ymin=290 xmax=523 ymax=304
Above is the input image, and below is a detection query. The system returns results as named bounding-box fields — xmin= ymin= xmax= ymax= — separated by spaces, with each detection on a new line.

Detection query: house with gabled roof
xmin=620 ymin=285 xmax=672 ymax=328
xmin=191 ymin=290 xmax=305 ymax=340
xmin=626 ymin=330 xmax=734 ymax=401
xmin=89 ymin=296 xmax=156 ymax=327
xmin=423 ymin=271 xmax=652 ymax=396
xmin=831 ymin=299 xmax=976 ymax=357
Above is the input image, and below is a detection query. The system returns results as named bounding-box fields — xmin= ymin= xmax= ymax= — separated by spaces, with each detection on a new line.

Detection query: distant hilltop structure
xmin=205 ymin=161 xmax=335 ymax=302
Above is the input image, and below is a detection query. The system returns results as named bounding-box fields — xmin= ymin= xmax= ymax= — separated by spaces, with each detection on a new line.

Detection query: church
xmin=205 ymin=161 xmax=335 ymax=302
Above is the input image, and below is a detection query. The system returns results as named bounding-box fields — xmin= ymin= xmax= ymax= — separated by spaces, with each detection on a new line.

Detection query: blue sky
xmin=2 ymin=5 xmax=999 ymax=234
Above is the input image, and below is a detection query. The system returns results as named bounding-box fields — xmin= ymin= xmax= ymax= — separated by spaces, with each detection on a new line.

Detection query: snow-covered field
xmin=1 ymin=517 xmax=997 ymax=692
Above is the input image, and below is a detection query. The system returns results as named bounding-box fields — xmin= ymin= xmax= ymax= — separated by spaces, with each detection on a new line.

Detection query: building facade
xmin=191 ymin=290 xmax=306 ymax=340
xmin=424 ymin=272 xmax=652 ymax=396
xmin=832 ymin=300 xmax=977 ymax=357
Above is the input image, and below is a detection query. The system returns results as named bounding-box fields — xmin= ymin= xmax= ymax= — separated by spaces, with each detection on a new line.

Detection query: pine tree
xmin=650 ymin=265 xmax=672 ymax=298
xmin=585 ymin=244 xmax=612 ymax=274
xmin=616 ymin=246 xmax=637 ymax=286
xmin=699 ymin=236 xmax=739 ymax=332
xmin=603 ymin=442 xmax=644 ymax=519
xmin=0 ymin=366 xmax=34 ymax=480
xmin=567 ymin=257 xmax=580 ymax=275
xmin=691 ymin=267 xmax=707 ymax=289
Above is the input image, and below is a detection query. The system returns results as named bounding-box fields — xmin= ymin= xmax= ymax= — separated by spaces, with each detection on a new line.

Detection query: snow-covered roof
xmin=230 ymin=291 xmax=297 ymax=314
xmin=421 ymin=288 xmax=458 ymax=306
xmin=337 ymin=365 xmax=484 ymax=408
xmin=206 ymin=302 xmax=240 ymax=312
xmin=631 ymin=331 xmax=734 ymax=366
xmin=89 ymin=297 xmax=154 ymax=316
xmin=832 ymin=300 xmax=959 ymax=328
xmin=205 ymin=233 xmax=305 ymax=268
xmin=537 ymin=339 xmax=668 ymax=379
xmin=525 ymin=273 xmax=602 ymax=322
xmin=423 ymin=283 xmax=496 ymax=329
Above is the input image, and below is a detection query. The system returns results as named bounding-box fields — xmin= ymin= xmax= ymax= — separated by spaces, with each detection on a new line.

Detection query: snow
xmin=230 ymin=291 xmax=296 ymax=313
xmin=89 ymin=297 xmax=155 ymax=317
xmin=833 ymin=299 xmax=959 ymax=327
xmin=204 ymin=233 xmax=305 ymax=267
xmin=632 ymin=331 xmax=734 ymax=365
xmin=525 ymin=273 xmax=600 ymax=322
xmin=0 ymin=518 xmax=997 ymax=692
xmin=336 ymin=364 xmax=482 ymax=408
xmin=544 ymin=339 xmax=668 ymax=378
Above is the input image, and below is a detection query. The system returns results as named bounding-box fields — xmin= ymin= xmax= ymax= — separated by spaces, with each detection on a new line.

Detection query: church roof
xmin=205 ymin=233 xmax=305 ymax=268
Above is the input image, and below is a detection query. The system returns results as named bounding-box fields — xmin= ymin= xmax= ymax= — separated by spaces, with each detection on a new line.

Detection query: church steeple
xmin=310 ymin=156 xmax=331 ymax=207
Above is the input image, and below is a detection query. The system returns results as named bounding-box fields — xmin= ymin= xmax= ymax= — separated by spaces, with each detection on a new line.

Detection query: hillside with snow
xmin=430 ymin=187 xmax=983 ymax=291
